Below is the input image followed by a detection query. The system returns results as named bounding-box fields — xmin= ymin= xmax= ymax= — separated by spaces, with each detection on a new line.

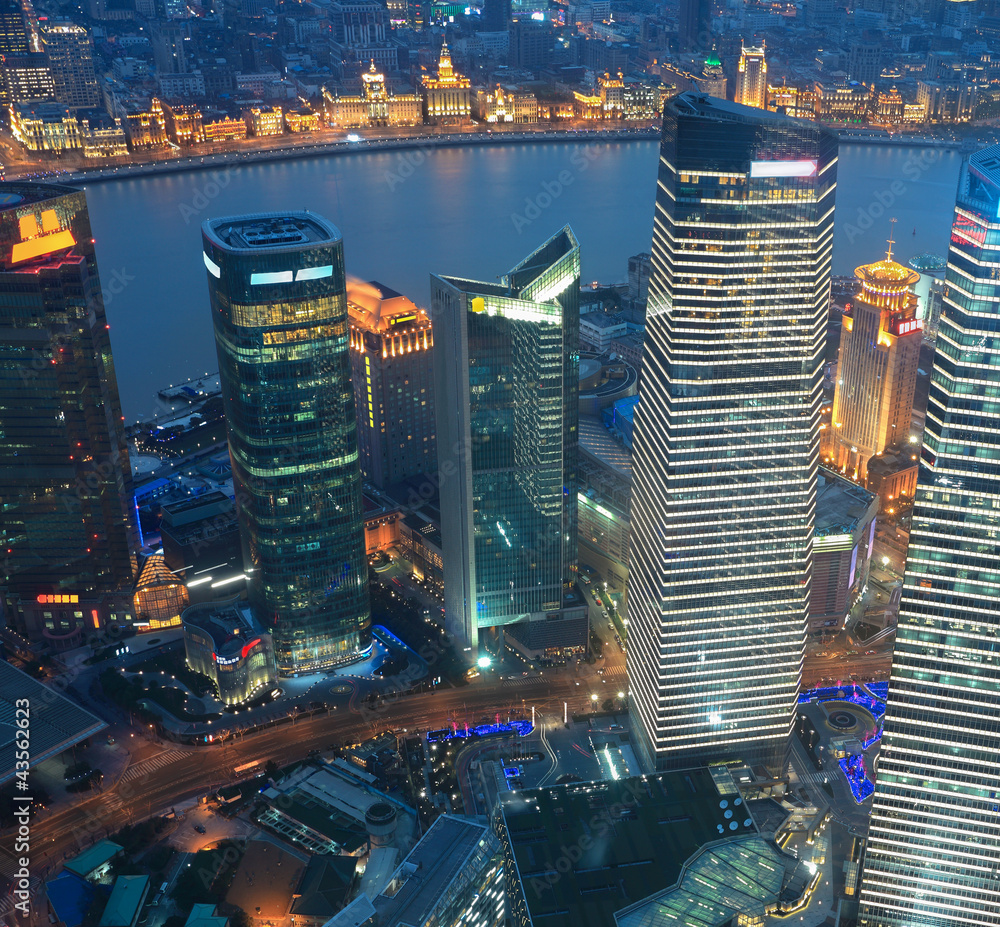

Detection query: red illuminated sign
xmin=36 ymin=593 xmax=79 ymax=604
xmin=241 ymin=638 xmax=262 ymax=659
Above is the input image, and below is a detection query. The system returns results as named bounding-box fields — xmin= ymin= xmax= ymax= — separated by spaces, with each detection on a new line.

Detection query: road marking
xmin=121 ymin=750 xmax=185 ymax=782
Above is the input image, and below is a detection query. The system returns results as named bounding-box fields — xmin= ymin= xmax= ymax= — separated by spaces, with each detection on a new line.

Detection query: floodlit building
xmin=9 ymin=103 xmax=81 ymax=151
xmin=203 ymin=212 xmax=371 ymax=674
xmin=735 ymin=42 xmax=767 ymax=108
xmin=347 ymin=280 xmax=436 ymax=489
xmin=159 ymin=100 xmax=205 ymax=145
xmin=432 ymin=227 xmax=588 ymax=657
xmin=132 ymin=553 xmax=189 ymax=630
xmin=0 ymin=183 xmax=139 ymax=640
xmin=322 ymin=63 xmax=422 ymax=127
xmin=421 ymin=43 xmax=471 ymax=124
xmin=182 ymin=598 xmax=276 ymax=705
xmin=828 ymin=240 xmax=922 ymax=483
xmin=203 ymin=115 xmax=247 ymax=142
xmin=246 ymin=106 xmax=284 ymax=136
xmin=627 ymin=93 xmax=837 ymax=773
xmin=473 ymin=84 xmax=537 ymax=123
xmin=857 ymin=143 xmax=1000 ymax=927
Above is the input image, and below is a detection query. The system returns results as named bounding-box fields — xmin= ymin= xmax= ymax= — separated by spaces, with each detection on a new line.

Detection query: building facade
xmin=40 ymin=23 xmax=101 ymax=110
xmin=828 ymin=245 xmax=922 ymax=483
xmin=627 ymin=94 xmax=837 ymax=773
xmin=322 ymin=64 xmax=421 ymax=128
xmin=203 ymin=212 xmax=371 ymax=674
xmin=432 ymin=227 xmax=587 ymax=655
xmin=0 ymin=183 xmax=139 ymax=641
xmin=473 ymin=85 xmax=537 ymax=123
xmin=421 ymin=43 xmax=471 ymax=124
xmin=347 ymin=280 xmax=436 ymax=489
xmin=735 ymin=43 xmax=767 ymax=108
xmin=182 ymin=599 xmax=277 ymax=705
xmin=857 ymin=145 xmax=1000 ymax=927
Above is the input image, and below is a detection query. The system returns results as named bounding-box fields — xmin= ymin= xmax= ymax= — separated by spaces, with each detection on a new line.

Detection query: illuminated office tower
xmin=627 ymin=94 xmax=837 ymax=773
xmin=0 ymin=0 xmax=30 ymax=56
xmin=829 ymin=237 xmax=922 ymax=483
xmin=735 ymin=42 xmax=767 ymax=109
xmin=203 ymin=212 xmax=371 ymax=674
xmin=347 ymin=280 xmax=436 ymax=488
xmin=40 ymin=23 xmax=100 ymax=109
xmin=858 ymin=146 xmax=1000 ymax=927
xmin=432 ymin=227 xmax=587 ymax=656
xmin=0 ymin=183 xmax=138 ymax=621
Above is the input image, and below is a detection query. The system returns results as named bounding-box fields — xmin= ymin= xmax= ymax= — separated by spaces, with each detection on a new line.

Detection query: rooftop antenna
xmin=886 ymin=218 xmax=897 ymax=262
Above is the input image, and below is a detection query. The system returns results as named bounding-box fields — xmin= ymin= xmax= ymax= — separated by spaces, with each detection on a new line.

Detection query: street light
xmin=477 ymin=656 xmax=491 ymax=669
xmin=590 ymin=694 xmax=598 ymax=703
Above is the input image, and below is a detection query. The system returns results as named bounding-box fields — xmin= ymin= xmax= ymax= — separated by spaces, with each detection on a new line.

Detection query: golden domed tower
xmin=421 ymin=42 xmax=471 ymax=124
xmin=830 ymin=224 xmax=923 ymax=482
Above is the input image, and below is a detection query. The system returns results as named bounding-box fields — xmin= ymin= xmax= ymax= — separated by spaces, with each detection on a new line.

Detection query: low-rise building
xmin=245 ymin=105 xmax=283 ymax=136
xmin=322 ymin=63 xmax=421 ymax=127
xmin=98 ymin=876 xmax=149 ymax=927
xmin=580 ymin=310 xmax=628 ymax=351
xmin=132 ymin=553 xmax=189 ymax=631
xmin=10 ymin=102 xmax=81 ymax=152
xmin=285 ymin=109 xmax=322 ymax=131
xmin=203 ymin=115 xmax=247 ymax=142
xmin=473 ymin=84 xmax=537 ymax=123
xmin=182 ymin=598 xmax=276 ymax=705
xmin=866 ymin=443 xmax=919 ymax=512
xmin=159 ymin=100 xmax=204 ymax=144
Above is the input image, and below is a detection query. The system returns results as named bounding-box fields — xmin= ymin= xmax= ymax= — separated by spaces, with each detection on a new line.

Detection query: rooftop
xmin=0 ymin=181 xmax=80 ymax=210
xmin=815 ymin=467 xmax=877 ymax=539
xmin=580 ymin=311 xmax=627 ymax=330
xmin=372 ymin=816 xmax=496 ymax=926
xmin=226 ymin=841 xmax=305 ymax=918
xmin=98 ymin=875 xmax=149 ymax=927
xmin=347 ymin=279 xmax=427 ymax=333
xmin=204 ymin=212 xmax=339 ymax=252
xmin=180 ymin=598 xmax=260 ymax=656
xmin=1 ymin=663 xmax=107 ymax=785
xmin=184 ymin=903 xmax=229 ymax=927
xmin=290 ymin=855 xmax=357 ymax=918
xmin=579 ymin=415 xmax=633 ymax=479
xmin=499 ymin=768 xmax=757 ymax=927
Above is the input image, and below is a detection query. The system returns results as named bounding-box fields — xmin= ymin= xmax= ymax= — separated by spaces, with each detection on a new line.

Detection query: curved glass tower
xmin=858 ymin=147 xmax=1000 ymax=927
xmin=627 ymin=94 xmax=837 ymax=773
xmin=203 ymin=212 xmax=370 ymax=674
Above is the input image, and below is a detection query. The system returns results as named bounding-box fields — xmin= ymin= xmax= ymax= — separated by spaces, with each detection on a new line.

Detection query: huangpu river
xmin=82 ymin=139 xmax=965 ymax=422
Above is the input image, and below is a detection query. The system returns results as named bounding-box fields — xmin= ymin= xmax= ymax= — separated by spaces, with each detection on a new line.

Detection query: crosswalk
xmin=121 ymin=750 xmax=186 ymax=783
xmin=501 ymin=676 xmax=545 ymax=690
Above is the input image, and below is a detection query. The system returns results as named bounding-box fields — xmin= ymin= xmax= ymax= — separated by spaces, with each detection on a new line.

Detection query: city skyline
xmin=627 ymin=93 xmax=838 ymax=773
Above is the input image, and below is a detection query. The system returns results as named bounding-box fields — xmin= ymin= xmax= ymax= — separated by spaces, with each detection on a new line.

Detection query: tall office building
xmin=203 ymin=212 xmax=371 ymax=674
xmin=0 ymin=183 xmax=139 ymax=609
xmin=735 ymin=42 xmax=767 ymax=109
xmin=40 ymin=23 xmax=100 ymax=109
xmin=627 ymin=94 xmax=837 ymax=773
xmin=679 ymin=0 xmax=712 ymax=50
xmin=828 ymin=237 xmax=922 ymax=482
xmin=857 ymin=146 xmax=1000 ymax=927
xmin=432 ymin=227 xmax=588 ymax=656
xmin=482 ymin=0 xmax=510 ymax=32
xmin=0 ymin=0 xmax=29 ymax=56
xmin=346 ymin=280 xmax=436 ymax=489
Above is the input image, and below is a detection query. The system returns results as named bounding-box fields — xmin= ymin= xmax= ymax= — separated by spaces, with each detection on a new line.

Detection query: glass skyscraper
xmin=432 ymin=227 xmax=587 ymax=655
xmin=628 ymin=94 xmax=838 ymax=772
xmin=858 ymin=146 xmax=1000 ymax=927
xmin=203 ymin=212 xmax=370 ymax=674
xmin=0 ymin=183 xmax=138 ymax=602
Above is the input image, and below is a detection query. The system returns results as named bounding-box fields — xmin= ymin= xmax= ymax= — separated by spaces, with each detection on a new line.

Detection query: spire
xmin=886 ymin=217 xmax=897 ymax=262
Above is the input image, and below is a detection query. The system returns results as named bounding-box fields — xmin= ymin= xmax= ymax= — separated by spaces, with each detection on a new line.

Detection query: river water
xmin=82 ymin=140 xmax=965 ymax=422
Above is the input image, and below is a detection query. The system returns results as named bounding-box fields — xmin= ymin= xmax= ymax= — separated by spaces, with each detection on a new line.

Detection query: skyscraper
xmin=346 ymin=280 xmax=436 ymax=489
xmin=857 ymin=146 xmax=1000 ymax=927
xmin=828 ymin=236 xmax=922 ymax=482
xmin=0 ymin=0 xmax=30 ymax=56
xmin=679 ymin=0 xmax=712 ymax=50
xmin=203 ymin=212 xmax=371 ymax=674
xmin=432 ymin=227 xmax=587 ymax=657
xmin=735 ymin=42 xmax=767 ymax=109
xmin=0 ymin=183 xmax=138 ymax=613
xmin=40 ymin=23 xmax=100 ymax=109
xmin=627 ymin=93 xmax=837 ymax=773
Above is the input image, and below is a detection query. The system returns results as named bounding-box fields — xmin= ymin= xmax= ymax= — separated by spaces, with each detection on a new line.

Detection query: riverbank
xmin=38 ymin=126 xmax=663 ymax=186
xmin=8 ymin=120 xmax=982 ymax=187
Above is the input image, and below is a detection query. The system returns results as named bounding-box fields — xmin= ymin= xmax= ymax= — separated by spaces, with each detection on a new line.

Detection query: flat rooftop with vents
xmin=204 ymin=212 xmax=339 ymax=251
xmin=495 ymin=767 xmax=790 ymax=927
